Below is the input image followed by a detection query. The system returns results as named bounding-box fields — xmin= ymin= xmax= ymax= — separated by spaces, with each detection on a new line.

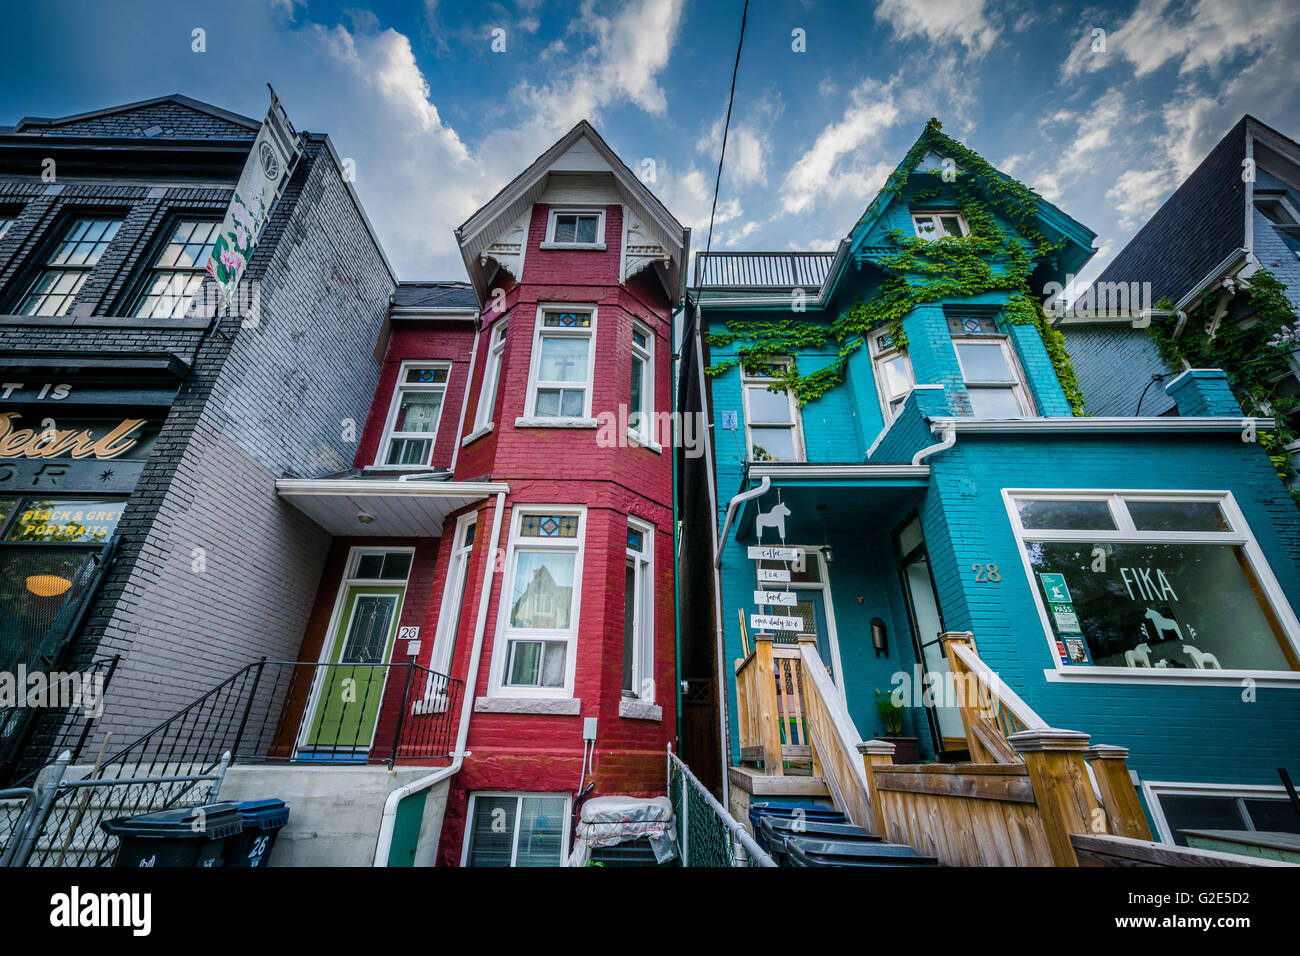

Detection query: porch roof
xmin=731 ymin=463 xmax=930 ymax=543
xmin=276 ymin=478 xmax=508 ymax=537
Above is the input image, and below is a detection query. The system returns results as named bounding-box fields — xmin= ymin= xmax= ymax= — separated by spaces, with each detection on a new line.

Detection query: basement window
xmin=462 ymin=792 xmax=570 ymax=866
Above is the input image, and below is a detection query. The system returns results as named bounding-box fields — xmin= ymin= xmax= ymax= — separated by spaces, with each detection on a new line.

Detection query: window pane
xmin=627 ymin=527 xmax=644 ymax=551
xmin=340 ymin=596 xmax=395 ymax=663
xmin=1243 ymin=798 xmax=1300 ymax=834
xmin=1016 ymin=499 xmax=1116 ymax=531
xmin=560 ymin=390 xmax=585 ymax=417
xmin=574 ymin=216 xmax=598 ymax=244
xmin=913 ymin=216 xmax=938 ymax=238
xmin=507 ymin=641 xmax=566 ymax=687
xmin=385 ymin=437 xmax=432 ymax=465
xmin=355 ymin=553 xmax=385 ymax=578
xmin=747 ymin=386 xmax=793 ymax=423
xmin=380 ymin=552 xmax=412 ymax=580
xmin=510 ymin=551 xmax=576 ymax=629
xmin=1025 ymin=541 xmax=1293 ymax=671
xmin=394 ymin=391 xmax=443 ymax=433
xmin=880 ymin=355 xmax=912 ymax=399
xmin=967 ymin=386 xmax=1023 ymax=418
xmin=632 ymin=329 xmax=647 ymax=349
xmin=553 ymin=216 xmax=576 ymax=243
xmin=1126 ymin=500 xmax=1228 ymax=533
xmin=542 ymin=311 xmax=591 ymax=328
xmin=537 ymin=336 xmax=590 ymax=381
xmin=405 ymin=367 xmax=448 ymax=384
xmin=520 ymin=514 xmax=578 ymax=538
xmin=4 ymin=498 xmax=126 ymax=544
xmin=630 ymin=354 xmax=645 ymax=417
xmin=624 ymin=561 xmax=636 ymax=694
xmin=750 ymin=427 xmax=797 ymax=462
xmin=1158 ymin=795 xmax=1246 ymax=847
xmin=466 ymin=796 xmax=517 ymax=866
xmin=956 ymin=341 xmax=1014 ymax=381
xmin=515 ymin=796 xmax=566 ymax=866
xmin=939 ymin=216 xmax=964 ymax=237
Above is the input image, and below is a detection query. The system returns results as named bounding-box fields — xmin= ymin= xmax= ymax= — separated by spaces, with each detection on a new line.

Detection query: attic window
xmin=544 ymin=209 xmax=605 ymax=249
xmin=911 ymin=211 xmax=967 ymax=240
xmin=1255 ymin=194 xmax=1300 ymax=232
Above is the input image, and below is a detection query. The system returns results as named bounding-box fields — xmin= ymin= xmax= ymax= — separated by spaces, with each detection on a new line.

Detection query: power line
xmin=703 ymin=0 xmax=750 ymax=264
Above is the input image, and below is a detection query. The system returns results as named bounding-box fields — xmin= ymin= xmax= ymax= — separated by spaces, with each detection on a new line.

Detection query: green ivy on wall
xmin=1147 ymin=269 xmax=1300 ymax=492
xmin=704 ymin=117 xmax=1086 ymax=414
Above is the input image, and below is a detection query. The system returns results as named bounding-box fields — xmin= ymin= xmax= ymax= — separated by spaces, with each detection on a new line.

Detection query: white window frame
xmin=542 ymin=207 xmax=606 ymax=250
xmin=460 ymin=791 xmax=572 ymax=867
xmin=869 ymin=325 xmax=915 ymax=424
xmin=1004 ymin=488 xmax=1300 ymax=686
xmin=489 ymin=505 xmax=587 ymax=699
xmin=431 ymin=512 xmax=477 ymax=675
xmin=471 ymin=319 xmax=508 ymax=437
xmin=521 ymin=304 xmax=598 ymax=424
xmin=629 ymin=321 xmax=656 ymax=446
xmin=624 ymin=518 xmax=655 ymax=703
xmin=374 ymin=360 xmax=451 ymax=468
xmin=953 ymin=334 xmax=1035 ymax=417
xmin=911 ymin=210 xmax=968 ymax=240
xmin=741 ymin=360 xmax=806 ymax=463
xmin=1141 ymin=780 xmax=1298 ymax=846
xmin=1254 ymin=192 xmax=1300 ymax=230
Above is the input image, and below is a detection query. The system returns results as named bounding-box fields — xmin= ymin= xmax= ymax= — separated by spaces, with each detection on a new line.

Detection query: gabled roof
xmin=1 ymin=93 xmax=259 ymax=139
xmin=454 ymin=120 xmax=688 ymax=304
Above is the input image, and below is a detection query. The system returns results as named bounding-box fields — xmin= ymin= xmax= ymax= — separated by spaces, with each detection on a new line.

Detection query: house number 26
xmin=972 ymin=563 xmax=1001 ymax=583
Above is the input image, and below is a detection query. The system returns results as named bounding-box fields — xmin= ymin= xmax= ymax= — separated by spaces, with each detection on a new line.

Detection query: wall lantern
xmin=357 ymin=512 xmax=376 ymax=525
xmin=871 ymin=617 xmax=888 ymax=658
xmin=26 ymin=574 xmax=73 ymax=598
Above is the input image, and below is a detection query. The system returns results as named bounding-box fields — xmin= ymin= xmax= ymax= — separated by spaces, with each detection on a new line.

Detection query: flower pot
xmin=884 ymin=735 xmax=918 ymax=765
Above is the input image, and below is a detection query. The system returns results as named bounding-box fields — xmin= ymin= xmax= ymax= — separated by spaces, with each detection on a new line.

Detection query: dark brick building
xmin=0 ymin=94 xmax=397 ymax=758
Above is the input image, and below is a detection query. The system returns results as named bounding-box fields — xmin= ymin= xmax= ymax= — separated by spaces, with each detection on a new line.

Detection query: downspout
xmin=714 ymin=474 xmax=770 ymax=568
xmin=448 ymin=314 xmax=481 ymax=475
xmin=372 ymin=488 xmax=506 ymax=866
xmin=911 ymin=423 xmax=956 ymax=466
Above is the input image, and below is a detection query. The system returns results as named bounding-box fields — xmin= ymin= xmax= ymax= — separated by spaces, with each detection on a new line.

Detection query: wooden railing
xmin=941 ymin=631 xmax=1047 ymax=764
xmin=734 ymin=635 xmax=873 ymax=829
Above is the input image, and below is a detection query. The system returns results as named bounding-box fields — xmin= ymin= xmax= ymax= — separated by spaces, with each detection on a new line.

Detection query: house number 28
xmin=972 ymin=563 xmax=1001 ymax=583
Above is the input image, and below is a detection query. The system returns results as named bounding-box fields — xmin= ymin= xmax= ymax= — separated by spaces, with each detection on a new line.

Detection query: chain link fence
xmin=668 ymin=747 xmax=775 ymax=867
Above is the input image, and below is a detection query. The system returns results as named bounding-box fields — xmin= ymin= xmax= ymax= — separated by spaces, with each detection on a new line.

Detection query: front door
xmin=894 ymin=517 xmax=965 ymax=752
xmin=300 ymin=584 xmax=405 ymax=760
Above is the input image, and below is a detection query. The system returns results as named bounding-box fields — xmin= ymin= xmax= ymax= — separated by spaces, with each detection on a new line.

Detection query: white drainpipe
xmin=911 ymin=424 xmax=956 ymax=466
xmin=714 ymin=475 xmax=771 ymax=568
xmin=372 ymin=489 xmax=506 ymax=866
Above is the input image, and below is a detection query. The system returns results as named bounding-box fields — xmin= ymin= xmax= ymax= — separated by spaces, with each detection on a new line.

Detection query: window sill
xmin=627 ymin=430 xmax=662 ymax=454
xmin=475 ymin=696 xmax=582 ymax=715
xmin=462 ymin=422 xmax=494 ymax=446
xmin=539 ymin=241 xmax=606 ymax=251
xmin=1042 ymin=667 xmax=1300 ymax=688
xmin=515 ymin=416 xmax=598 ymax=429
xmin=619 ymin=698 xmax=662 ymax=721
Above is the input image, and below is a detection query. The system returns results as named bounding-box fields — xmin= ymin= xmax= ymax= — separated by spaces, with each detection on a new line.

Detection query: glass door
xmin=894 ymin=517 xmax=965 ymax=751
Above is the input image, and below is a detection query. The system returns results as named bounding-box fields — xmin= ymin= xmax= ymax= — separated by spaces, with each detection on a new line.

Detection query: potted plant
xmin=874 ymin=690 xmax=918 ymax=764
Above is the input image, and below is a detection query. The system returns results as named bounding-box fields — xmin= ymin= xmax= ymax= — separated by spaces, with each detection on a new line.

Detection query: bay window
xmin=472 ymin=319 xmax=508 ymax=433
xmin=378 ymin=363 xmax=449 ymax=466
xmin=1008 ymin=491 xmax=1300 ymax=675
xmin=525 ymin=307 xmax=596 ymax=420
xmin=949 ymin=312 xmax=1032 ymax=417
xmin=494 ymin=507 xmax=585 ymax=695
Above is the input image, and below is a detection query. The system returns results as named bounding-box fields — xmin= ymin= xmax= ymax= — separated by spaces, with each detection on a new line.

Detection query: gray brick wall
xmin=1062 ymin=324 xmax=1176 ymax=417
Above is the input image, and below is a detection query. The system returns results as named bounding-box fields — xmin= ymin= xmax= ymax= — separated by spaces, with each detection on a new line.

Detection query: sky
xmin=2 ymin=0 xmax=1298 ymax=291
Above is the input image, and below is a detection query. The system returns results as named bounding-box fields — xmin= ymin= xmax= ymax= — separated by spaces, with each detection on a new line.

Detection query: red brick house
xmin=278 ymin=121 xmax=688 ymax=866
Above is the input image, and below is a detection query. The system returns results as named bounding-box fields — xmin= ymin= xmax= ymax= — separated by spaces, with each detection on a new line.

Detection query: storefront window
xmin=1010 ymin=493 xmax=1298 ymax=673
xmin=2 ymin=498 xmax=126 ymax=544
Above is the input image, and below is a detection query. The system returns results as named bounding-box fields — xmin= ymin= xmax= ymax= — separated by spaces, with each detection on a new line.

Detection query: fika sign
xmin=751 ymin=614 xmax=803 ymax=631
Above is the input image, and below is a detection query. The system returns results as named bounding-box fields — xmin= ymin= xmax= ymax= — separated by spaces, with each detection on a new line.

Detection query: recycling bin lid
xmin=101 ymin=801 xmax=244 ymax=840
xmin=759 ymin=817 xmax=878 ymax=843
xmin=234 ymin=799 xmax=290 ymax=830
xmin=786 ymin=837 xmax=939 ymax=866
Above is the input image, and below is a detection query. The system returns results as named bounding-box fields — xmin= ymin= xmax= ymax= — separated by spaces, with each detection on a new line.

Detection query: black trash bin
xmin=758 ymin=816 xmax=879 ymax=865
xmin=747 ymin=802 xmax=846 ymax=850
xmin=785 ymin=836 xmax=939 ymax=867
xmin=224 ymin=799 xmax=290 ymax=867
xmin=101 ymin=802 xmax=243 ymax=868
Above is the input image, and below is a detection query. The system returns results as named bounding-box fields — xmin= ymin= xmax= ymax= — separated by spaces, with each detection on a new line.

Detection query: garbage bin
xmin=747 ymin=802 xmax=846 ymax=850
xmin=101 ymin=802 xmax=243 ymax=868
xmin=224 ymin=799 xmax=290 ymax=867
xmin=758 ymin=816 xmax=878 ymax=865
xmin=785 ymin=836 xmax=939 ymax=868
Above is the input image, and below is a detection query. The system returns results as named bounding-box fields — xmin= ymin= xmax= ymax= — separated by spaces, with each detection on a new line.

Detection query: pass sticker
xmin=1050 ymin=603 xmax=1082 ymax=634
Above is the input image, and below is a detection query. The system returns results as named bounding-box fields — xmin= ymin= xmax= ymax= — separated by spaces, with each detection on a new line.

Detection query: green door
xmin=300 ymin=585 xmax=405 ymax=759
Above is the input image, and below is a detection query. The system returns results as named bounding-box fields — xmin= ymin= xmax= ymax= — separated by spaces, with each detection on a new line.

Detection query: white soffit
xmin=276 ymin=479 xmax=507 ymax=537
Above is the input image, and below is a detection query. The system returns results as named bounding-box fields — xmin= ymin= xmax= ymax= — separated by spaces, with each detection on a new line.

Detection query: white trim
xmin=911 ymin=209 xmax=969 ymax=240
xmin=740 ymin=359 xmax=806 ymax=463
xmin=373 ymin=360 xmax=452 ymax=468
xmin=929 ymin=416 xmax=1275 ymax=433
xmin=1003 ymin=488 xmax=1300 ymax=680
xmin=488 ymin=505 xmax=588 ymax=698
xmin=460 ymin=791 xmax=573 ymax=867
xmin=429 ymin=512 xmax=477 ymax=676
xmin=449 ymin=323 xmax=479 ymax=476
xmin=543 ymin=206 xmax=606 ymax=249
xmin=629 ymin=320 xmax=655 ymax=445
xmin=474 ymin=318 xmax=509 ymax=433
xmin=748 ymin=463 xmax=929 ymax=480
xmin=624 ymin=516 xmax=655 ymax=704
xmin=524 ymin=303 xmax=598 ymax=421
xmin=868 ymin=324 xmax=915 ymax=425
xmin=1142 ymin=779 xmax=1295 ymax=845
xmin=276 ymin=478 xmax=509 ymax=498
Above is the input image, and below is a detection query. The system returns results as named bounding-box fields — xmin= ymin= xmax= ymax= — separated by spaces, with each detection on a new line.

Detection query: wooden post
xmin=753 ymin=635 xmax=784 ymax=775
xmin=939 ymin=632 xmax=989 ymax=761
xmin=1086 ymin=744 xmax=1153 ymax=841
xmin=857 ymin=739 xmax=896 ymax=837
xmin=1010 ymin=728 xmax=1097 ymax=866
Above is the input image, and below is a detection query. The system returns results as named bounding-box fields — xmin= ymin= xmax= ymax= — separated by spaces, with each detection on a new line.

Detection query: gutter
xmin=372 ymin=488 xmax=507 ymax=866
xmin=715 ymin=474 xmax=770 ymax=569
xmin=927 ymin=416 xmax=1276 ymax=434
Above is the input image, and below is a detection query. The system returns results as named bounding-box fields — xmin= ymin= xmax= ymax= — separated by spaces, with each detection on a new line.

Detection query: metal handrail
xmin=694 ymin=251 xmax=836 ymax=291
xmin=668 ymin=746 xmax=776 ymax=866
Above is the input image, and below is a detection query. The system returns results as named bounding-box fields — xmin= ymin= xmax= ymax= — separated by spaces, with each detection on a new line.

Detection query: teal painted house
xmin=676 ymin=119 xmax=1300 ymax=847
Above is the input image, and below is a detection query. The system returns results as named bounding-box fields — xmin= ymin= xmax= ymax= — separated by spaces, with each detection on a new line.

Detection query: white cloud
xmin=1106 ymin=167 xmax=1169 ymax=228
xmin=698 ymin=116 xmax=768 ymax=186
xmin=874 ymin=0 xmax=999 ymax=55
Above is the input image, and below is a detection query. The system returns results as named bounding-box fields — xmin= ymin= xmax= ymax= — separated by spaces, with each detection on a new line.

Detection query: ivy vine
xmin=1146 ymin=269 xmax=1300 ymax=498
xmin=705 ymin=117 xmax=1085 ymax=414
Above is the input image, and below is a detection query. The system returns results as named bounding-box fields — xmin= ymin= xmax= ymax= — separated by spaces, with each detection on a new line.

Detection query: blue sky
xmin=2 ymin=0 xmax=1298 ymax=289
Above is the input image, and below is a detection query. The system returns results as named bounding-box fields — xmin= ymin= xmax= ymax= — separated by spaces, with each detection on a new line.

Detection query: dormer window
xmin=543 ymin=209 xmax=605 ymax=249
xmin=911 ymin=211 xmax=968 ymax=240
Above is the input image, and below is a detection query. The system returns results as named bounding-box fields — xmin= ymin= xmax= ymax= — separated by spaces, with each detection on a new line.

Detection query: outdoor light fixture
xmin=26 ymin=574 xmax=73 ymax=598
xmin=357 ymin=512 xmax=376 ymax=525
xmin=822 ymin=545 xmax=834 ymax=563
xmin=871 ymin=617 xmax=888 ymax=658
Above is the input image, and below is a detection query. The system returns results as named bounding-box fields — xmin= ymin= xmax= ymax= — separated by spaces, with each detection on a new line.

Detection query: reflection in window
xmin=465 ymin=793 xmax=567 ymax=866
xmin=743 ymin=362 xmax=803 ymax=462
xmin=1016 ymin=498 xmax=1116 ymax=531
